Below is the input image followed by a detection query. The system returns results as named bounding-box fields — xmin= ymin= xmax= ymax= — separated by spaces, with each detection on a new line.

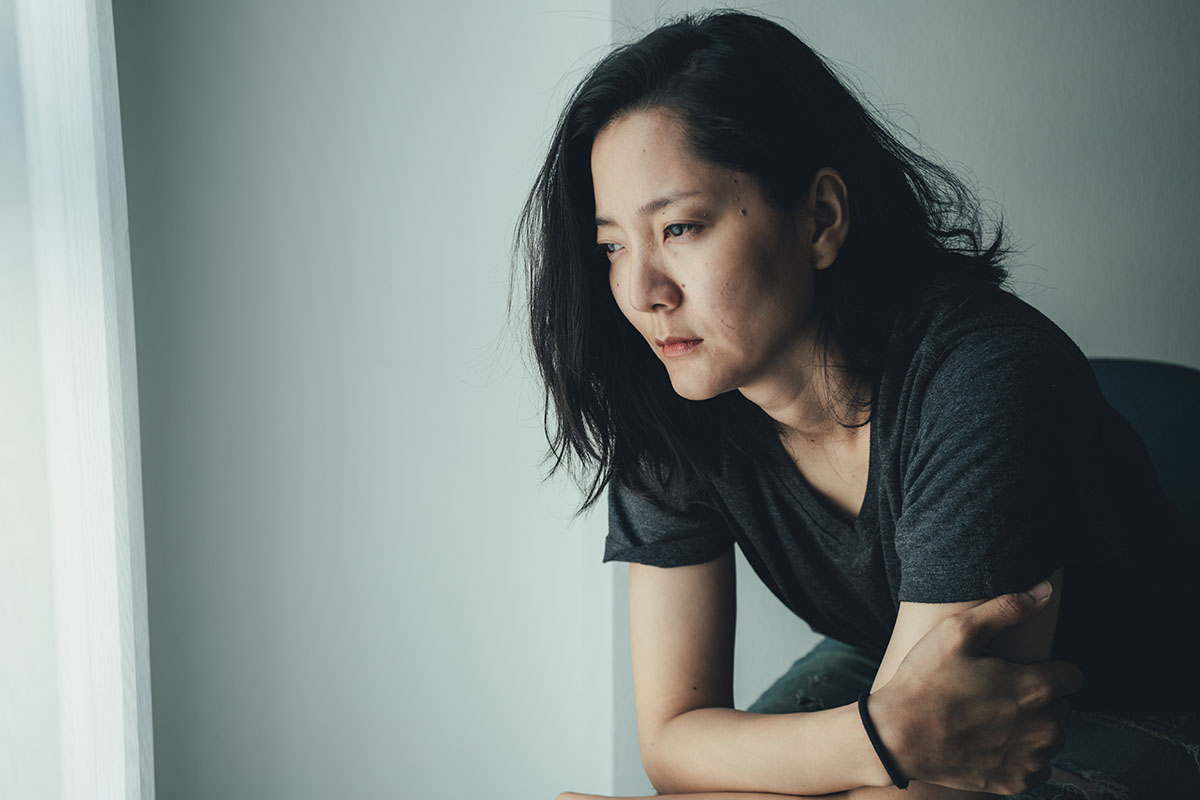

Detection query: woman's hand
xmin=868 ymin=586 xmax=1083 ymax=795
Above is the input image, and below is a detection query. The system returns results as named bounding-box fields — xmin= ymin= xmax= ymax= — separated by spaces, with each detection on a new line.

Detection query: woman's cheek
xmin=608 ymin=273 xmax=628 ymax=314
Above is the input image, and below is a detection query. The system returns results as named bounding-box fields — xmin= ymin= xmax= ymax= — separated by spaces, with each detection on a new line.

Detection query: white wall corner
xmin=13 ymin=0 xmax=154 ymax=797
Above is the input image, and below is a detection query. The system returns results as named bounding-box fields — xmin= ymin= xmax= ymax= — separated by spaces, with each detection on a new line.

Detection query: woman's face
xmin=591 ymin=108 xmax=824 ymax=402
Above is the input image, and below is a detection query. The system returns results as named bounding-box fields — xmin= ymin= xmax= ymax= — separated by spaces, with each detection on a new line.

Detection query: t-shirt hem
xmin=602 ymin=540 xmax=732 ymax=568
xmin=898 ymin=560 xmax=1058 ymax=604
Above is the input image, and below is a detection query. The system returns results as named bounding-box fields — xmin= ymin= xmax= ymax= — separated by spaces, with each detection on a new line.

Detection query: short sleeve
xmin=604 ymin=478 xmax=734 ymax=567
xmin=893 ymin=326 xmax=1093 ymax=603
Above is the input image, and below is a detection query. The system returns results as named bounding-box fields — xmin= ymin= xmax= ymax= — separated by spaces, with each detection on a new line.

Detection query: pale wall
xmin=112 ymin=2 xmax=615 ymax=798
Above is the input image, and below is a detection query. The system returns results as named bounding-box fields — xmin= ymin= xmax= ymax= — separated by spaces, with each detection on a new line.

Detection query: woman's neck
xmin=738 ymin=336 xmax=870 ymax=443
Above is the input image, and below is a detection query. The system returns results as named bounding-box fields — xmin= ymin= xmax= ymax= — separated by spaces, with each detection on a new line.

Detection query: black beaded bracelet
xmin=857 ymin=691 xmax=910 ymax=790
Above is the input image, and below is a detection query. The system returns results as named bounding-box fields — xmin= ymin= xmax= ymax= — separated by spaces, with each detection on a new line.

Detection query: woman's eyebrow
xmin=595 ymin=191 xmax=704 ymax=229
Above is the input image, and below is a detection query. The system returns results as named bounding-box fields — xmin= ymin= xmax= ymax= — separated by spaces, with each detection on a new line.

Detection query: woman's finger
xmin=1032 ymin=659 xmax=1085 ymax=698
xmin=1046 ymin=697 xmax=1072 ymax=727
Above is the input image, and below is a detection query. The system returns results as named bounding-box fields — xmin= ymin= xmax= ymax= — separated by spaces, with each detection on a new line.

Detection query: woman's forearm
xmin=643 ymin=703 xmax=891 ymax=796
xmin=560 ymin=787 xmax=990 ymax=800
xmin=559 ymin=793 xmax=829 ymax=800
xmin=559 ymin=794 xmax=817 ymax=800
xmin=559 ymin=793 xmax=821 ymax=800
xmin=626 ymin=587 xmax=1075 ymax=799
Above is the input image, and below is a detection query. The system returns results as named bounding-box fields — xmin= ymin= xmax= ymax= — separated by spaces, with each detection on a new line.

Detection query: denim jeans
xmin=747 ymin=637 xmax=1200 ymax=799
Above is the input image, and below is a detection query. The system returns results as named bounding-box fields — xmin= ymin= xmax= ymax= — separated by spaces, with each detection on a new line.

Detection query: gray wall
xmin=611 ymin=0 xmax=1200 ymax=794
xmin=113 ymin=2 xmax=614 ymax=798
xmin=0 ymin=1 xmax=60 ymax=798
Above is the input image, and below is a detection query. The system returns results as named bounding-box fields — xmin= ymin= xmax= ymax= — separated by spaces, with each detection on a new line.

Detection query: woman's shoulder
xmin=877 ymin=286 xmax=1107 ymax=443
xmin=890 ymin=286 xmax=1091 ymax=382
xmin=897 ymin=284 xmax=1066 ymax=345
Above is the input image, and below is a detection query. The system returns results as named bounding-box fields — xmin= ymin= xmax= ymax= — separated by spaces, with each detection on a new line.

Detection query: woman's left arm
xmin=856 ymin=567 xmax=1066 ymax=800
xmin=874 ymin=567 xmax=1065 ymax=693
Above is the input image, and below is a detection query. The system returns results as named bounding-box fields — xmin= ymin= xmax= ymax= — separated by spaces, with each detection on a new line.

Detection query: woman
xmin=515 ymin=10 xmax=1199 ymax=799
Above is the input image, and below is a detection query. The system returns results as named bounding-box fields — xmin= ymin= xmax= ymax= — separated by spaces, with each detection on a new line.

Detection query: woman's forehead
xmin=591 ymin=110 xmax=740 ymax=221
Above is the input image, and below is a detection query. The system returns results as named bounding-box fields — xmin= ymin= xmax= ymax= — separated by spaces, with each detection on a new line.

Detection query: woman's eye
xmin=597 ymin=242 xmax=623 ymax=258
xmin=664 ymin=223 xmax=698 ymax=239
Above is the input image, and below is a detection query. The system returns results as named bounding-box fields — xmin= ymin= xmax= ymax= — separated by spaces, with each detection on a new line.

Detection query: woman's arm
xmin=872 ymin=569 xmax=1064 ymax=693
xmin=852 ymin=567 xmax=1067 ymax=799
xmin=626 ymin=553 xmax=1078 ymax=797
xmin=628 ymin=550 xmax=890 ymax=796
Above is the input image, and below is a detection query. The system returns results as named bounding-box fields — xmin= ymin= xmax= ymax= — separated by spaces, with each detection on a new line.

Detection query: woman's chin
xmin=668 ymin=376 xmax=723 ymax=402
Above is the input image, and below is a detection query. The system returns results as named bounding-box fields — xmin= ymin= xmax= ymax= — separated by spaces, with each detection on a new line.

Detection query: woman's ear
xmin=803 ymin=168 xmax=850 ymax=270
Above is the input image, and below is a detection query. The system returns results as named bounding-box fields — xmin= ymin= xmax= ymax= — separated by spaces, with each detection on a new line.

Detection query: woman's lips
xmin=657 ymin=337 xmax=703 ymax=357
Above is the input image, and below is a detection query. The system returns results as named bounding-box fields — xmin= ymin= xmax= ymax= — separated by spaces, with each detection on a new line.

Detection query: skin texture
xmin=575 ymin=108 xmax=1088 ymax=798
xmin=554 ymin=580 xmax=1088 ymax=799
xmin=592 ymin=108 xmax=855 ymax=434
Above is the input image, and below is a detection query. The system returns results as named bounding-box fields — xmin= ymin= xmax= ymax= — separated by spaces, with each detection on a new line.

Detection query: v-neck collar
xmin=767 ymin=418 xmax=879 ymax=539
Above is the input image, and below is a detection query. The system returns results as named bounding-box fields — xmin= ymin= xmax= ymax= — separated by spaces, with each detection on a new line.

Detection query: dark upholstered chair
xmin=1088 ymin=358 xmax=1200 ymax=526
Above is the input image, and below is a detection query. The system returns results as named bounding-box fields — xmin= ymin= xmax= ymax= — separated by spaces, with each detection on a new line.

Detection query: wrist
xmin=861 ymin=687 xmax=918 ymax=786
xmin=839 ymin=697 xmax=897 ymax=788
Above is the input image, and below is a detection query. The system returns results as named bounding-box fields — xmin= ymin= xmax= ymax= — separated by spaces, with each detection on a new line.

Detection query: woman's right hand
xmin=868 ymin=589 xmax=1083 ymax=795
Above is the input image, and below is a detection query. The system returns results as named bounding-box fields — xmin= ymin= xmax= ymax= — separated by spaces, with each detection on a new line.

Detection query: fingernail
xmin=1027 ymin=580 xmax=1053 ymax=601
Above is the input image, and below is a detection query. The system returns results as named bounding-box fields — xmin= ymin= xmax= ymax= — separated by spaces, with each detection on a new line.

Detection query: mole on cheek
xmin=740 ymin=208 xmax=747 ymax=216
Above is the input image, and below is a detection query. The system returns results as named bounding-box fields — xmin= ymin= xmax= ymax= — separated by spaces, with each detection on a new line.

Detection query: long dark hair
xmin=514 ymin=10 xmax=1011 ymax=511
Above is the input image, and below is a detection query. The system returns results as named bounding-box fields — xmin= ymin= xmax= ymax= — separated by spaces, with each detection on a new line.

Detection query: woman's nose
xmin=627 ymin=248 xmax=681 ymax=313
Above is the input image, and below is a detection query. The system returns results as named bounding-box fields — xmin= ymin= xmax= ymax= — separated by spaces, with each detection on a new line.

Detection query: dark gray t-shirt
xmin=605 ymin=286 xmax=1196 ymax=712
